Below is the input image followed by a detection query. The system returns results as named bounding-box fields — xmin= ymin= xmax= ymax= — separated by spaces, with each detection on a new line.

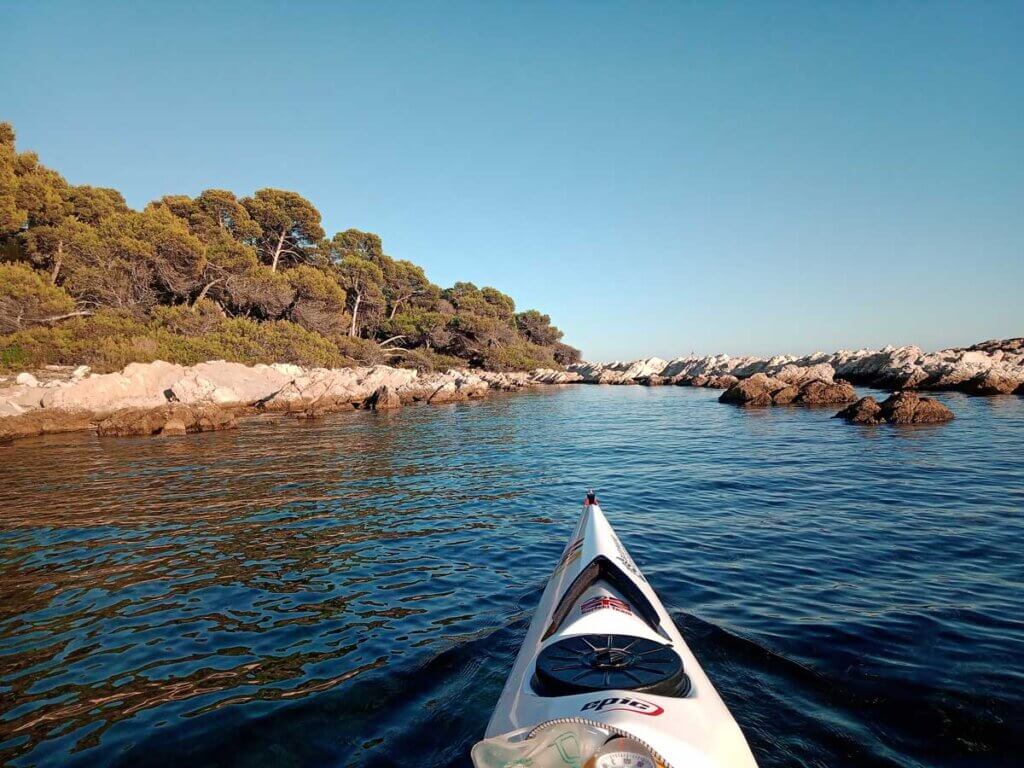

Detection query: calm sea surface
xmin=1 ymin=385 xmax=1022 ymax=767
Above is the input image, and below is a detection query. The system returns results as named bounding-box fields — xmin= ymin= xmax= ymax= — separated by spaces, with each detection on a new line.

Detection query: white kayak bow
xmin=473 ymin=496 xmax=759 ymax=768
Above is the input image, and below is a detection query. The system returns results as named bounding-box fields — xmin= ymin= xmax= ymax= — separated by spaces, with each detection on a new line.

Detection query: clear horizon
xmin=2 ymin=1 xmax=1021 ymax=361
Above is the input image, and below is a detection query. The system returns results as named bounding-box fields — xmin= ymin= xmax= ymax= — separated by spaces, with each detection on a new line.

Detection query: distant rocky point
xmin=567 ymin=338 xmax=1024 ymax=396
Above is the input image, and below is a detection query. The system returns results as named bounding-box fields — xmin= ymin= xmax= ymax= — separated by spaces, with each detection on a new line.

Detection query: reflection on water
xmin=1 ymin=387 xmax=1022 ymax=767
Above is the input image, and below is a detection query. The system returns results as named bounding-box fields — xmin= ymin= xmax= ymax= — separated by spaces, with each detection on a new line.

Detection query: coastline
xmin=2 ymin=337 xmax=1021 ymax=443
xmin=0 ymin=361 xmax=580 ymax=443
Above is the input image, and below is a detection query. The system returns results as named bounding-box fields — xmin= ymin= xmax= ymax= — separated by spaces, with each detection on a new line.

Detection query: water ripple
xmin=1 ymin=387 xmax=1022 ymax=767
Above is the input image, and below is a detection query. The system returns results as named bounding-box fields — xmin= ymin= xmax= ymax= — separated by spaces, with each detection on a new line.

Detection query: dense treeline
xmin=0 ymin=123 xmax=579 ymax=372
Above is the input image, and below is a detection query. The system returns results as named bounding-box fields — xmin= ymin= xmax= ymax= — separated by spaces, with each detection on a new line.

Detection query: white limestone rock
xmin=40 ymin=360 xmax=185 ymax=413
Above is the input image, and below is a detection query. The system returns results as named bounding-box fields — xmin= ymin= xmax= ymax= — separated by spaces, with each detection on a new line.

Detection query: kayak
xmin=472 ymin=494 xmax=759 ymax=768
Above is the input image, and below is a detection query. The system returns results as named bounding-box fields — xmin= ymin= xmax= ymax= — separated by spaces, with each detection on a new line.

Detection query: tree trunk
xmin=270 ymin=230 xmax=287 ymax=272
xmin=349 ymin=292 xmax=362 ymax=337
xmin=192 ymin=278 xmax=222 ymax=308
xmin=389 ymin=292 xmax=416 ymax=320
xmin=50 ymin=240 xmax=64 ymax=284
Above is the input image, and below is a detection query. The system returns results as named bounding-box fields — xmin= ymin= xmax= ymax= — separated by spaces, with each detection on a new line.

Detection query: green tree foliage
xmin=336 ymin=256 xmax=385 ymax=338
xmin=284 ymin=265 xmax=349 ymax=336
xmin=379 ymin=257 xmax=432 ymax=319
xmin=515 ymin=310 xmax=562 ymax=347
xmin=0 ymin=123 xmax=25 ymax=233
xmin=242 ymin=188 xmax=324 ymax=272
xmin=0 ymin=263 xmax=77 ymax=333
xmin=328 ymin=228 xmax=383 ymax=261
xmin=67 ymin=186 xmax=129 ymax=226
xmin=0 ymin=123 xmax=581 ymax=372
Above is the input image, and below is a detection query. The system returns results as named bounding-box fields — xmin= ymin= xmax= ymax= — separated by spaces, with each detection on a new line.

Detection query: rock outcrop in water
xmin=0 ymin=361 xmax=581 ymax=442
xmin=835 ymin=392 xmax=955 ymax=426
xmin=96 ymin=403 xmax=239 ymax=437
xmin=568 ymin=338 xmax=1024 ymax=396
xmin=718 ymin=372 xmax=857 ymax=407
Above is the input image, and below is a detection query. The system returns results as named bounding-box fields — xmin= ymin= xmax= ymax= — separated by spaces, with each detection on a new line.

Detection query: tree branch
xmin=29 ymin=310 xmax=95 ymax=324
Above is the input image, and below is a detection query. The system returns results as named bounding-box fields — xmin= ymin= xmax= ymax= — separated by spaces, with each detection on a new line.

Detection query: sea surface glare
xmin=1 ymin=385 xmax=1022 ymax=767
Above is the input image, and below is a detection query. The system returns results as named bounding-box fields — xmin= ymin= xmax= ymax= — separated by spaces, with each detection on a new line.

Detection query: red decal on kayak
xmin=580 ymin=596 xmax=632 ymax=616
xmin=581 ymin=697 xmax=664 ymax=716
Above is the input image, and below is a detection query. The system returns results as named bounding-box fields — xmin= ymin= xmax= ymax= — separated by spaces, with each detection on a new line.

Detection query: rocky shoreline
xmin=2 ymin=338 xmax=1020 ymax=442
xmin=566 ymin=337 xmax=1024 ymax=395
xmin=0 ymin=361 xmax=579 ymax=442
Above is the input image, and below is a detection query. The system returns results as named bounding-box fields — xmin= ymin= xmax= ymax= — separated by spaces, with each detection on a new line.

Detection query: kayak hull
xmin=482 ymin=502 xmax=758 ymax=767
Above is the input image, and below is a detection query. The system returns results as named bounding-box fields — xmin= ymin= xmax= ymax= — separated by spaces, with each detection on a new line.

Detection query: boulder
xmin=771 ymin=385 xmax=800 ymax=405
xmin=834 ymin=397 xmax=884 ymax=425
xmin=15 ymin=372 xmax=39 ymax=387
xmin=719 ymin=374 xmax=778 ymax=407
xmin=720 ymin=373 xmax=856 ymax=407
xmin=707 ymin=374 xmax=739 ymax=389
xmin=637 ymin=375 xmax=666 ymax=386
xmin=835 ymin=392 xmax=954 ymax=425
xmin=965 ymin=370 xmax=1023 ymax=396
xmin=793 ymin=379 xmax=857 ymax=405
xmin=879 ymin=391 xmax=955 ymax=424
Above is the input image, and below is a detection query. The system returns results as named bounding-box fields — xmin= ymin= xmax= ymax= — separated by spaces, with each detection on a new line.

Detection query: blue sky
xmin=2 ymin=1 xmax=1021 ymax=360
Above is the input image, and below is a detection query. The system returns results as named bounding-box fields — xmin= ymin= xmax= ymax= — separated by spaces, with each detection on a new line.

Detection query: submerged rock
xmin=835 ymin=392 xmax=955 ymax=426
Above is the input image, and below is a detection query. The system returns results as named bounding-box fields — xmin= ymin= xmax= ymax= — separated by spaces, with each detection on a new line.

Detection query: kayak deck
xmin=477 ymin=499 xmax=758 ymax=768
